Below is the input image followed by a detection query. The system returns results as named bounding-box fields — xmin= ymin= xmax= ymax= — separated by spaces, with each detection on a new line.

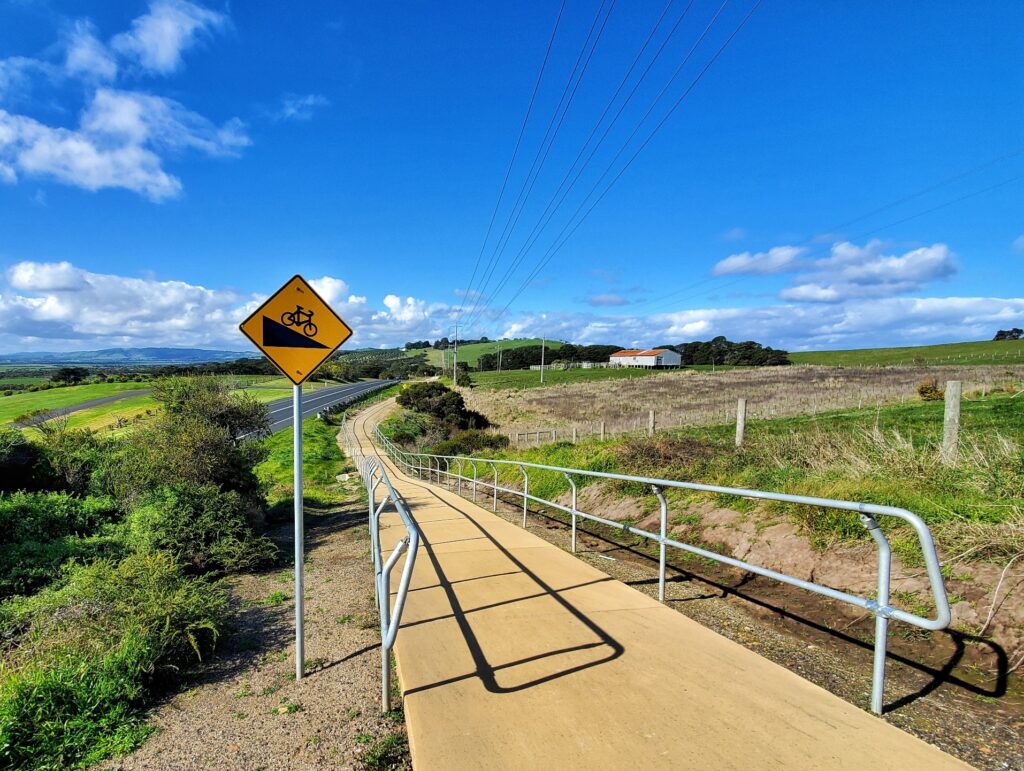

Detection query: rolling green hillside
xmin=790 ymin=339 xmax=1024 ymax=367
xmin=425 ymin=338 xmax=563 ymax=368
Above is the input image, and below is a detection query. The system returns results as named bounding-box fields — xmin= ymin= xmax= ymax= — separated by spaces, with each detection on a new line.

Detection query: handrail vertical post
xmin=457 ymin=459 xmax=463 ymax=495
xmin=471 ymin=460 xmax=478 ymax=502
xmin=519 ymin=465 xmax=528 ymax=527
xmin=444 ymin=458 xmax=451 ymax=490
xmin=565 ymin=473 xmax=578 ymax=553
xmin=491 ymin=461 xmax=498 ymax=511
xmin=653 ymin=485 xmax=668 ymax=602
xmin=861 ymin=514 xmax=892 ymax=715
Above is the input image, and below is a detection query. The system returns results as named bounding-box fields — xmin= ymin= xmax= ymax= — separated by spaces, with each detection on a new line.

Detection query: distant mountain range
xmin=0 ymin=347 xmax=259 ymax=365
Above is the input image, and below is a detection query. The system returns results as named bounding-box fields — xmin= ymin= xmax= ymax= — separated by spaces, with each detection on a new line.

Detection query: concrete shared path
xmin=350 ymin=401 xmax=966 ymax=770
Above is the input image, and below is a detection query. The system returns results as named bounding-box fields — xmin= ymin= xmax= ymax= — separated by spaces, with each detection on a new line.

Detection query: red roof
xmin=611 ymin=348 xmax=672 ymax=357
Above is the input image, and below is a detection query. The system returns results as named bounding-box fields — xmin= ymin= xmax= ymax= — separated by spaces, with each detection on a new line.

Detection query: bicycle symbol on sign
xmin=281 ymin=305 xmax=318 ymax=337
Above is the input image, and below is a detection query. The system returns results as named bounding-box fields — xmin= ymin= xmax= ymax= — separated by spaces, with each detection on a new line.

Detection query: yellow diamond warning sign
xmin=239 ymin=275 xmax=353 ymax=385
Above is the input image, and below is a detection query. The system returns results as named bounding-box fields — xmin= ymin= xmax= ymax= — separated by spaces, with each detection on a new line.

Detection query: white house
xmin=608 ymin=348 xmax=681 ymax=368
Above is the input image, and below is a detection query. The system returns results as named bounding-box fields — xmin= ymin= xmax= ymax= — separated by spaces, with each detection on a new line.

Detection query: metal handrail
xmin=340 ymin=414 xmax=420 ymax=712
xmin=373 ymin=426 xmax=950 ymax=716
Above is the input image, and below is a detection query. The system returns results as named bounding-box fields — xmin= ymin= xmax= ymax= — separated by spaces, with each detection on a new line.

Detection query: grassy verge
xmin=472 ymin=392 xmax=1024 ymax=564
xmin=425 ymin=338 xmax=562 ymax=368
xmin=258 ymin=418 xmax=353 ymax=508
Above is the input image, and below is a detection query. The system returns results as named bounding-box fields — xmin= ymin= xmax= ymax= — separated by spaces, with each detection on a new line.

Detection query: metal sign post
xmin=239 ymin=274 xmax=353 ymax=683
xmin=293 ymin=383 xmax=304 ymax=680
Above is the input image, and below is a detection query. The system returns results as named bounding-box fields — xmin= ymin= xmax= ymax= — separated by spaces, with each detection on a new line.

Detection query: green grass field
xmin=425 ymin=338 xmax=563 ymax=368
xmin=454 ymin=366 xmax=660 ymax=391
xmin=0 ymin=376 xmax=49 ymax=386
xmin=790 ymin=339 xmax=1024 ymax=367
xmin=63 ymin=393 xmax=159 ymax=431
xmin=0 ymin=381 xmax=150 ymax=424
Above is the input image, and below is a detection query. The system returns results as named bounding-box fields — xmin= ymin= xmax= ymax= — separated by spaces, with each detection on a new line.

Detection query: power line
xmin=463 ymin=0 xmax=698 ymax=332
xmin=458 ymin=0 xmax=567 ymax=319
xmin=463 ymin=0 xmax=618 ymax=325
xmin=490 ymin=0 xmax=762 ymax=326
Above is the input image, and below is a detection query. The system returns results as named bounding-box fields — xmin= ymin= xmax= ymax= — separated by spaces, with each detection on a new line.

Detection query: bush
xmin=0 ymin=491 xmax=123 ymax=598
xmin=917 ymin=378 xmax=944 ymax=401
xmin=103 ymin=376 xmax=270 ymax=507
xmin=429 ymin=429 xmax=509 ymax=457
xmin=0 ymin=553 xmax=227 ymax=769
xmin=124 ymin=484 xmax=277 ymax=574
xmin=396 ymin=382 xmax=490 ymax=432
xmin=0 ymin=428 xmax=48 ymax=493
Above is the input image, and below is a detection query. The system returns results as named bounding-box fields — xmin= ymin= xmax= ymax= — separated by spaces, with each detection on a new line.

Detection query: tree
xmin=52 ymin=366 xmax=89 ymax=384
xmin=994 ymin=328 xmax=1023 ymax=341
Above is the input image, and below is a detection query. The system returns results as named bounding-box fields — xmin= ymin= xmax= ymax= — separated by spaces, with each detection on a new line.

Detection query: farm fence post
xmin=735 ymin=398 xmax=747 ymax=447
xmin=941 ymin=380 xmax=962 ymax=465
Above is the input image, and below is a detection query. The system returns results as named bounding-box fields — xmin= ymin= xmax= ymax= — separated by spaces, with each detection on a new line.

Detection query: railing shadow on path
xmin=531 ymin=507 xmax=1010 ymax=711
xmin=373 ymin=450 xmax=626 ymax=699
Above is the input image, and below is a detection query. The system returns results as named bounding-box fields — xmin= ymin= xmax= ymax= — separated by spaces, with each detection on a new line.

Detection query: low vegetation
xmin=472 ymin=390 xmax=1023 ymax=564
xmin=0 ymin=376 xmax=279 ymax=768
xmin=381 ymin=382 xmax=507 ymax=456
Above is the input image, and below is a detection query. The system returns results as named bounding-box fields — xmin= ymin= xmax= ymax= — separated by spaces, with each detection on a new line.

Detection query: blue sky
xmin=0 ymin=0 xmax=1021 ymax=353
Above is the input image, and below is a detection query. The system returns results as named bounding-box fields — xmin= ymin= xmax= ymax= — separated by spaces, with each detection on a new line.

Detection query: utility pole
xmin=540 ymin=336 xmax=545 ymax=384
xmin=497 ymin=343 xmax=502 ymax=372
xmin=453 ymin=322 xmax=459 ymax=384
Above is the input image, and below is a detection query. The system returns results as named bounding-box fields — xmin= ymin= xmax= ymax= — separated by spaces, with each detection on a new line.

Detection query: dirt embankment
xmin=556 ymin=483 xmax=1024 ymax=671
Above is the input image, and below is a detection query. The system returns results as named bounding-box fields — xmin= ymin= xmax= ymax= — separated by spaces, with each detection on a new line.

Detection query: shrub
xmin=0 ymin=492 xmax=122 ymax=598
xmin=0 ymin=552 xmax=227 ymax=769
xmin=0 ymin=427 xmax=48 ymax=493
xmin=429 ymin=429 xmax=509 ymax=456
xmin=123 ymin=484 xmax=277 ymax=574
xmin=396 ymin=382 xmax=490 ymax=432
xmin=917 ymin=378 xmax=944 ymax=401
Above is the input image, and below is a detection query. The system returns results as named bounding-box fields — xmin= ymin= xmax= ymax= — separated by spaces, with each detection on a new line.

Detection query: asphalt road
xmin=263 ymin=380 xmax=394 ymax=434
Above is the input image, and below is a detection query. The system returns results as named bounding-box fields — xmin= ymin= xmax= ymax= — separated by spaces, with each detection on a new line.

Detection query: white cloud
xmin=309 ymin=276 xmax=350 ymax=306
xmin=712 ymin=245 xmax=805 ymax=276
xmin=0 ymin=89 xmax=248 ymax=200
xmin=502 ymin=296 xmax=1024 ymax=351
xmin=276 ymin=93 xmax=329 ymax=122
xmin=780 ymin=241 xmax=957 ymax=303
xmin=1014 ymin=235 xmax=1024 ymax=254
xmin=111 ymin=0 xmax=227 ymax=76
xmin=721 ymin=227 xmax=747 ymax=241
xmin=0 ymin=262 xmax=452 ymax=351
xmin=0 ymin=4 xmax=245 ymax=200
xmin=64 ymin=21 xmax=117 ymax=81
xmin=587 ymin=293 xmax=629 ymax=307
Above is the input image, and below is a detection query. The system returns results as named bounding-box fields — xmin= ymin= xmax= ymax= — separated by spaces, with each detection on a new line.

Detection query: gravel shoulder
xmin=105 ymin=484 xmax=409 ymax=769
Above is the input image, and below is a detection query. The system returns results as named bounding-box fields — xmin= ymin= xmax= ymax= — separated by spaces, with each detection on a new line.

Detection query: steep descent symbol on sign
xmin=262 ymin=316 xmax=329 ymax=349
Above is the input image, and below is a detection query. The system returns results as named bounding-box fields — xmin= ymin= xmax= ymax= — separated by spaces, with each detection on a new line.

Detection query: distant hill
xmin=0 ymin=347 xmax=259 ymax=365
xmin=423 ymin=338 xmax=563 ymax=368
xmin=789 ymin=339 xmax=1024 ymax=367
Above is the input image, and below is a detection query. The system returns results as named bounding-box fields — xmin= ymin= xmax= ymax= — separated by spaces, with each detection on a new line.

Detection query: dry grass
xmin=463 ymin=364 xmax=1024 ymax=439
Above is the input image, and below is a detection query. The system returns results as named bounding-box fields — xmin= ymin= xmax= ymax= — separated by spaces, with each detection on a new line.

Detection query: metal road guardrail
xmin=341 ymin=414 xmax=419 ymax=712
xmin=373 ymin=427 xmax=950 ymax=716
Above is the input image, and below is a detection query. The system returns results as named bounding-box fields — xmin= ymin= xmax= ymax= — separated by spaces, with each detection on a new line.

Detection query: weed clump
xmin=917 ymin=378 xmax=944 ymax=401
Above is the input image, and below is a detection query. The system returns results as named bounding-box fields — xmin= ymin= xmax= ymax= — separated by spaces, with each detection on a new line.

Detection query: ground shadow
xmin=380 ymin=477 xmax=625 ymax=698
xmin=495 ymin=494 xmax=1010 ymax=712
